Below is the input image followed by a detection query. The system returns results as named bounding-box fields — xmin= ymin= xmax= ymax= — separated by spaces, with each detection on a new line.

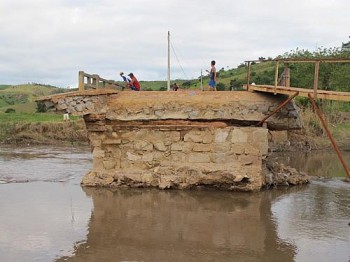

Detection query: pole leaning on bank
xmin=308 ymin=93 xmax=350 ymax=180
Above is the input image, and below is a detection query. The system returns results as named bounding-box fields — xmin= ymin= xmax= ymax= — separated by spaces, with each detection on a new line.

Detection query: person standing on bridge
xmin=206 ymin=60 xmax=217 ymax=91
xmin=127 ymin=73 xmax=141 ymax=91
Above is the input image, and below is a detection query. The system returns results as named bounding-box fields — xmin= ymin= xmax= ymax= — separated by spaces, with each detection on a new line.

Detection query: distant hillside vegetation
xmin=0 ymin=84 xmax=71 ymax=113
xmin=1 ymin=38 xmax=350 ymax=112
xmin=190 ymin=38 xmax=350 ymax=91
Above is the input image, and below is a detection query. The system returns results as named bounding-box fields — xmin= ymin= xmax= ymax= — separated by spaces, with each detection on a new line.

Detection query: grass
xmin=329 ymin=123 xmax=350 ymax=140
xmin=0 ymin=85 xmax=11 ymax=90
xmin=0 ymin=112 xmax=80 ymax=123
xmin=296 ymin=102 xmax=350 ymax=150
xmin=0 ymin=113 xmax=87 ymax=144
xmin=0 ymin=84 xmax=57 ymax=96
xmin=0 ymin=83 xmax=73 ymax=113
xmin=2 ymin=102 xmax=37 ymax=113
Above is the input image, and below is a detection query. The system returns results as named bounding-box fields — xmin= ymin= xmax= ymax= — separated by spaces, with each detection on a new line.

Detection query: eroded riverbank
xmin=0 ymin=120 xmax=88 ymax=146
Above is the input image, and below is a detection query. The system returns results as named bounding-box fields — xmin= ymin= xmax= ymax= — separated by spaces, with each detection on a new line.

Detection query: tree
xmin=342 ymin=36 xmax=350 ymax=51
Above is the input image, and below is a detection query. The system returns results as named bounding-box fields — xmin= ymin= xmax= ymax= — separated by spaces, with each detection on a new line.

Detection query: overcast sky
xmin=0 ymin=0 xmax=349 ymax=87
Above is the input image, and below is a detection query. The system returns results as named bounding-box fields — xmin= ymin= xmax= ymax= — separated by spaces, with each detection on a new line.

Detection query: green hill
xmin=0 ymin=84 xmax=70 ymax=113
xmin=215 ymin=42 xmax=350 ymax=91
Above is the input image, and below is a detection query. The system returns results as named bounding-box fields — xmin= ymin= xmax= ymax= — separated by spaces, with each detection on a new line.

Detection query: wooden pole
xmin=78 ymin=71 xmax=85 ymax=91
xmin=96 ymin=75 xmax=100 ymax=89
xmin=283 ymin=63 xmax=290 ymax=87
xmin=274 ymin=61 xmax=279 ymax=94
xmin=91 ymin=74 xmax=100 ymax=89
xmin=308 ymin=93 xmax=350 ymax=179
xmin=313 ymin=61 xmax=320 ymax=99
xmin=246 ymin=61 xmax=251 ymax=91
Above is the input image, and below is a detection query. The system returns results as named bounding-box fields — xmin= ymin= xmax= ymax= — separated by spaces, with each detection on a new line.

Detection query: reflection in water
xmin=0 ymin=145 xmax=93 ymax=262
xmin=58 ymin=188 xmax=300 ymax=262
xmin=270 ymin=150 xmax=350 ymax=177
xmin=0 ymin=182 xmax=93 ymax=262
xmin=0 ymin=145 xmax=92 ymax=183
xmin=273 ymin=180 xmax=350 ymax=262
xmin=1 ymin=146 xmax=349 ymax=262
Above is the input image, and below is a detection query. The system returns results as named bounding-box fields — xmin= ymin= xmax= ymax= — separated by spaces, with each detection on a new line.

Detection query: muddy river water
xmin=0 ymin=145 xmax=349 ymax=262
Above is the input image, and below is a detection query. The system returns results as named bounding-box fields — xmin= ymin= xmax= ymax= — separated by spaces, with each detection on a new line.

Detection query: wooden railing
xmin=245 ymin=58 xmax=350 ymax=99
xmin=78 ymin=71 xmax=123 ymax=91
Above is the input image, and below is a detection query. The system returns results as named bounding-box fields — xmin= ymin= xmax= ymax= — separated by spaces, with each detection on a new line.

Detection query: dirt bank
xmin=270 ymin=129 xmax=350 ymax=153
xmin=0 ymin=119 xmax=88 ymax=145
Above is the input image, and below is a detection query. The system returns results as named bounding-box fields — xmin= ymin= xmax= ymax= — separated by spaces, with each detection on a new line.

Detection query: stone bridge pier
xmin=38 ymin=90 xmax=306 ymax=191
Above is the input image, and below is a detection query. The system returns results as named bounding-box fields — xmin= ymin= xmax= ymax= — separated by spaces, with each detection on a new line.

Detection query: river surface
xmin=0 ymin=145 xmax=349 ymax=262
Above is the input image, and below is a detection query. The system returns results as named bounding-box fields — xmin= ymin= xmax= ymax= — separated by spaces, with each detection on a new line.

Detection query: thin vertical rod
xmin=308 ymin=93 xmax=350 ymax=179
xmin=167 ymin=31 xmax=170 ymax=91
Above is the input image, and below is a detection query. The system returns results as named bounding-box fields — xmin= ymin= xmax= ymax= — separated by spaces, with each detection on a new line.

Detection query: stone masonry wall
xmin=82 ymin=125 xmax=268 ymax=191
xmin=37 ymin=90 xmax=305 ymax=191
xmin=39 ymin=90 xmax=302 ymax=130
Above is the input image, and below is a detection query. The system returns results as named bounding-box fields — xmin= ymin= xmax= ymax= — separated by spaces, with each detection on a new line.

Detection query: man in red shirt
xmin=127 ymin=73 xmax=140 ymax=91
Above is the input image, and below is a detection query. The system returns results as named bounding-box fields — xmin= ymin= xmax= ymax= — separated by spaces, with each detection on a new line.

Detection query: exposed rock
xmin=262 ymin=159 xmax=310 ymax=188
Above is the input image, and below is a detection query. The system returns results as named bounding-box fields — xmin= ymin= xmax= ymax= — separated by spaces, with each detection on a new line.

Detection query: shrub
xmin=182 ymin=81 xmax=193 ymax=88
xmin=230 ymin=79 xmax=245 ymax=90
xmin=216 ymin=83 xmax=226 ymax=91
xmin=5 ymin=108 xmax=16 ymax=113
xmin=36 ymin=102 xmax=47 ymax=113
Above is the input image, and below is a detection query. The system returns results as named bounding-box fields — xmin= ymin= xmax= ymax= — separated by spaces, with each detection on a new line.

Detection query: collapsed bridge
xmin=37 ymin=88 xmax=307 ymax=191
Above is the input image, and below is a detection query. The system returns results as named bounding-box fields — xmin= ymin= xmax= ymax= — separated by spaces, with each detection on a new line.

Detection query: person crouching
xmin=127 ymin=73 xmax=140 ymax=91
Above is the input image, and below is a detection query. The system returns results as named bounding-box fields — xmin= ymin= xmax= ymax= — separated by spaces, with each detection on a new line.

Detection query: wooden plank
xmin=244 ymin=84 xmax=350 ymax=102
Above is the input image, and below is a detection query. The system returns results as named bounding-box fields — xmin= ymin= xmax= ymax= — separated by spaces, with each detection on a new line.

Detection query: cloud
xmin=0 ymin=0 xmax=349 ymax=87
